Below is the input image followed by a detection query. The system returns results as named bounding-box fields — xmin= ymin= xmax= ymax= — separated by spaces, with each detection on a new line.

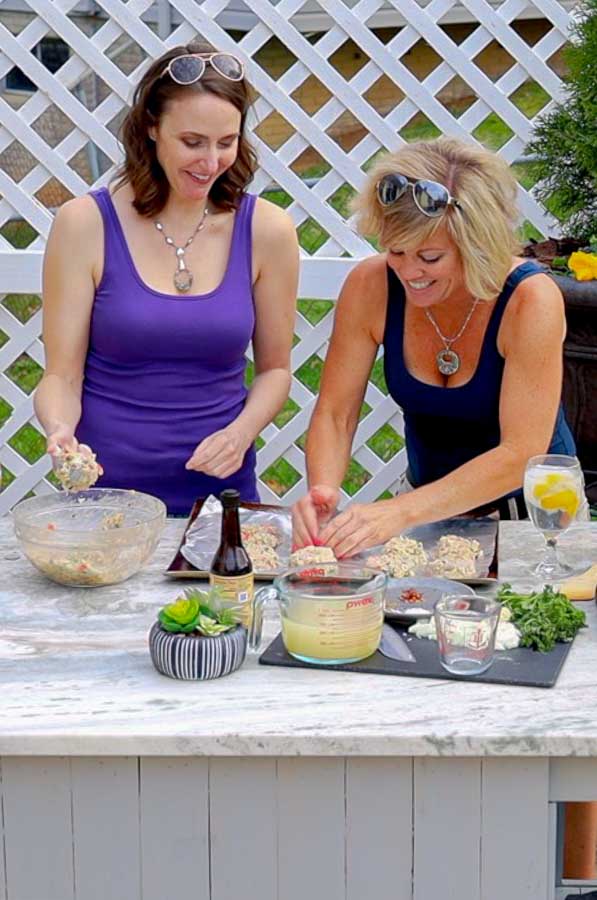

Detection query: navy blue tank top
xmin=383 ymin=260 xmax=575 ymax=504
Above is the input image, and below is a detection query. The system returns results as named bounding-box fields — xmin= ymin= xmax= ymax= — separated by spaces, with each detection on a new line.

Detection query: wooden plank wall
xmin=0 ymin=755 xmax=559 ymax=899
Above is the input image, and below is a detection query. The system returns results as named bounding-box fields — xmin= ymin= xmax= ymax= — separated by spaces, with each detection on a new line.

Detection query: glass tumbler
xmin=434 ymin=594 xmax=501 ymax=676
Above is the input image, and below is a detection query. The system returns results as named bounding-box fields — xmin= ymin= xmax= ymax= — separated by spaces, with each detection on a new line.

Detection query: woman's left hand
xmin=319 ymin=499 xmax=405 ymax=558
xmin=185 ymin=427 xmax=249 ymax=479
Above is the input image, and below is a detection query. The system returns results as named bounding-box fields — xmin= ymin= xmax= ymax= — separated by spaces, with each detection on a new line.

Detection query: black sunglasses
xmin=376 ymin=173 xmax=461 ymax=218
xmin=162 ymin=52 xmax=245 ymax=85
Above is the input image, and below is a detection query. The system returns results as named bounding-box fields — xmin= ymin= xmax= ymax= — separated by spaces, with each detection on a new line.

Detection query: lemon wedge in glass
xmin=532 ymin=474 xmax=580 ymax=517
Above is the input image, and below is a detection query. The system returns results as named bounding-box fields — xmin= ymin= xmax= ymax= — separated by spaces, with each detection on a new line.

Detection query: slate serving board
xmin=259 ymin=623 xmax=574 ymax=688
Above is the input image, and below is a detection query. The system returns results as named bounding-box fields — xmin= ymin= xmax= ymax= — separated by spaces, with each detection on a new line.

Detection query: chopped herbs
xmin=497 ymin=584 xmax=587 ymax=653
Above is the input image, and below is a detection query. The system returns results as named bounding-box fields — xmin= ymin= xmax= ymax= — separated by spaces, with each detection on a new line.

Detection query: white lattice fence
xmin=0 ymin=0 xmax=573 ymax=515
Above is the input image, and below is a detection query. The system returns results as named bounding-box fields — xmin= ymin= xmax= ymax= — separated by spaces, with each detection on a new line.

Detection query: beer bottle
xmin=209 ymin=489 xmax=253 ymax=626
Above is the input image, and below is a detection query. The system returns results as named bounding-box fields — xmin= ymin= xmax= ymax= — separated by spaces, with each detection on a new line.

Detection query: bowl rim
xmin=12 ymin=487 xmax=167 ymax=538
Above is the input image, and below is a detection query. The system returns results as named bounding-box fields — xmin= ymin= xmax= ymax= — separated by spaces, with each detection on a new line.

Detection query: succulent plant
xmin=158 ymin=588 xmax=240 ymax=637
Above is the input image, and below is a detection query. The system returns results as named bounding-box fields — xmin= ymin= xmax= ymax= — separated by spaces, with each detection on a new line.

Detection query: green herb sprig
xmin=497 ymin=584 xmax=587 ymax=653
xmin=158 ymin=588 xmax=240 ymax=637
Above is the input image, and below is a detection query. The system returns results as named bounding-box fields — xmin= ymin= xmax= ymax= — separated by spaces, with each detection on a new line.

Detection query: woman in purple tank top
xmin=35 ymin=42 xmax=299 ymax=515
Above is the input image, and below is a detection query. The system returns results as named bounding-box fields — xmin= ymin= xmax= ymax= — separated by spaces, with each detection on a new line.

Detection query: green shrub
xmin=526 ymin=0 xmax=597 ymax=241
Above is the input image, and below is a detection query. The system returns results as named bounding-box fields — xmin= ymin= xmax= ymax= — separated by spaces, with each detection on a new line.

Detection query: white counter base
xmin=1 ymin=517 xmax=596 ymax=898
xmin=1 ymin=754 xmax=579 ymax=900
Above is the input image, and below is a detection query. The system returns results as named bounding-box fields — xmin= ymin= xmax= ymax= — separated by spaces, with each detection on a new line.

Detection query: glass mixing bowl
xmin=12 ymin=488 xmax=166 ymax=587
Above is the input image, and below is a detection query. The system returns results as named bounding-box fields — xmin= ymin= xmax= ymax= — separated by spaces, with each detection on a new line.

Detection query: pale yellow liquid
xmin=281 ymin=597 xmax=383 ymax=662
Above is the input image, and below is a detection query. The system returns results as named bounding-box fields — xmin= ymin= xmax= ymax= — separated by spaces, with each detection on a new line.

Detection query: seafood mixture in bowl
xmin=13 ymin=489 xmax=166 ymax=587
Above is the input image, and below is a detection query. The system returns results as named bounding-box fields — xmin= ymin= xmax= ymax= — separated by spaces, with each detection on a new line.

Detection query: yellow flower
xmin=568 ymin=251 xmax=597 ymax=281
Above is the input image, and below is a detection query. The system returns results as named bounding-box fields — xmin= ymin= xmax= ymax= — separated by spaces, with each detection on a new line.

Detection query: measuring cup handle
xmin=249 ymin=586 xmax=277 ymax=651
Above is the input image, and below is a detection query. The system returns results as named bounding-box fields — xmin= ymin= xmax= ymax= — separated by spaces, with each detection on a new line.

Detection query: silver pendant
xmin=174 ymin=269 xmax=193 ymax=292
xmin=437 ymin=348 xmax=460 ymax=376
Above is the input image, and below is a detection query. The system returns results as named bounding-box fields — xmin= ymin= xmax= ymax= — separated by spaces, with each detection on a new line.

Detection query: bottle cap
xmin=220 ymin=489 xmax=240 ymax=508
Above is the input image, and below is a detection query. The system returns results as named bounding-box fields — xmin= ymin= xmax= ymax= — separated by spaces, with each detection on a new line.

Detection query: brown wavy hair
xmin=113 ymin=41 xmax=257 ymax=217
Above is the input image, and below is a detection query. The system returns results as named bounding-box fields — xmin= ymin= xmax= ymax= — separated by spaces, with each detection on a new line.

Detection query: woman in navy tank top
xmin=293 ymin=137 xmax=576 ymax=556
xmin=35 ymin=42 xmax=298 ymax=516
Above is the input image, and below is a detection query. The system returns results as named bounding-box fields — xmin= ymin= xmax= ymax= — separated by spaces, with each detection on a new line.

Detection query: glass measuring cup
xmin=251 ymin=563 xmax=387 ymax=665
xmin=434 ymin=594 xmax=501 ymax=676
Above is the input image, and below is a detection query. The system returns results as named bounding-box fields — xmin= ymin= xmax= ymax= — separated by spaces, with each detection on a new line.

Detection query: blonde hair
xmin=352 ymin=137 xmax=521 ymax=300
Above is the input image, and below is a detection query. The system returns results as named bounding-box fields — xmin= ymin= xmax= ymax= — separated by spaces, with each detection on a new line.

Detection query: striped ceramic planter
xmin=149 ymin=623 xmax=247 ymax=680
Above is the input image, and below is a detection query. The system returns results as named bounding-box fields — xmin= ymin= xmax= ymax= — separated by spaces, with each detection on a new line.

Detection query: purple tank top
xmin=77 ymin=188 xmax=259 ymax=515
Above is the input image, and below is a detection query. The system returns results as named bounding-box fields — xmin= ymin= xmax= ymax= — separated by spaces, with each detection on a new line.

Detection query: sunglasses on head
xmin=161 ymin=52 xmax=245 ymax=85
xmin=376 ymin=173 xmax=461 ymax=218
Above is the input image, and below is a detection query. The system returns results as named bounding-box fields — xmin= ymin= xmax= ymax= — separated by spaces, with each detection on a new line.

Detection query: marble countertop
xmin=0 ymin=515 xmax=596 ymax=758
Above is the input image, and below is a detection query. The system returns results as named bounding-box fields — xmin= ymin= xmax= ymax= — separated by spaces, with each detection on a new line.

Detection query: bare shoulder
xmin=45 ymin=195 xmax=104 ymax=288
xmin=50 ymin=195 xmax=102 ymax=247
xmin=509 ymin=267 xmax=564 ymax=321
xmin=252 ymin=195 xmax=297 ymax=244
xmin=503 ymin=264 xmax=565 ymax=351
xmin=341 ymin=254 xmax=387 ymax=295
xmin=332 ymin=255 xmax=388 ymax=342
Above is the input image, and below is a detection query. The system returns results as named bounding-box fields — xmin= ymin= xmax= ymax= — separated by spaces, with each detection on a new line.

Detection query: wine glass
xmin=523 ymin=454 xmax=586 ymax=583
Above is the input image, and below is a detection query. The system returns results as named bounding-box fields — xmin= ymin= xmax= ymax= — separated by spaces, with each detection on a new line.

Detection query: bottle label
xmin=209 ymin=573 xmax=254 ymax=627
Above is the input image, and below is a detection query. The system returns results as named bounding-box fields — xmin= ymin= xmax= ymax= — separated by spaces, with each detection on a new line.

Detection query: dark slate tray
xmin=259 ymin=623 xmax=574 ymax=688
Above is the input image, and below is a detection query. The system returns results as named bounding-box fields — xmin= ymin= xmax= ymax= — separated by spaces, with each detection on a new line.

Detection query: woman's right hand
xmin=291 ymin=484 xmax=341 ymax=549
xmin=46 ymin=425 xmax=80 ymax=459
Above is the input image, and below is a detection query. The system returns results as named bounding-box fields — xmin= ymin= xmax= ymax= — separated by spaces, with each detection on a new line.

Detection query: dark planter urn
xmin=549 ymin=272 xmax=597 ymax=306
xmin=547 ymin=272 xmax=597 ymax=505
xmin=149 ymin=622 xmax=247 ymax=680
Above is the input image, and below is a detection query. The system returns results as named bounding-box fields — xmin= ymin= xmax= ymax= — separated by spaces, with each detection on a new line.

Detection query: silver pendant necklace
xmin=424 ymin=297 xmax=480 ymax=376
xmin=154 ymin=205 xmax=209 ymax=293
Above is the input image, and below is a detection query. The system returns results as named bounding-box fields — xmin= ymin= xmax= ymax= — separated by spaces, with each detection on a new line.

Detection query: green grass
xmin=0 ymin=405 xmax=49 ymax=495
xmin=274 ymin=397 xmax=300 ymax=428
xmin=1 ymin=466 xmax=15 ymax=492
xmin=8 ymin=423 xmax=46 ymax=463
xmin=366 ymin=424 xmax=405 ymax=462
xmin=297 ymin=299 xmax=334 ymax=325
xmin=3 ymin=294 xmax=42 ymax=323
xmin=329 ymin=183 xmax=357 ymax=218
xmin=1 ymin=220 xmax=37 ymax=248
xmin=370 ymin=357 xmax=388 ymax=394
xmin=342 ymin=458 xmax=371 ymax=496
xmin=261 ymin=189 xmax=292 ymax=209
xmin=400 ymin=115 xmax=442 ymax=143
xmin=261 ymin=457 xmax=302 ymax=497
xmin=0 ymin=218 xmax=48 ymax=490
xmin=0 ymin=398 xmax=12 ymax=428
xmin=296 ymin=219 xmax=330 ymax=255
xmin=509 ymin=82 xmax=551 ymax=119
xmin=6 ymin=354 xmax=44 ymax=394
xmin=0 ymin=345 xmax=47 ymax=493
xmin=294 ymin=354 xmax=324 ymax=394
